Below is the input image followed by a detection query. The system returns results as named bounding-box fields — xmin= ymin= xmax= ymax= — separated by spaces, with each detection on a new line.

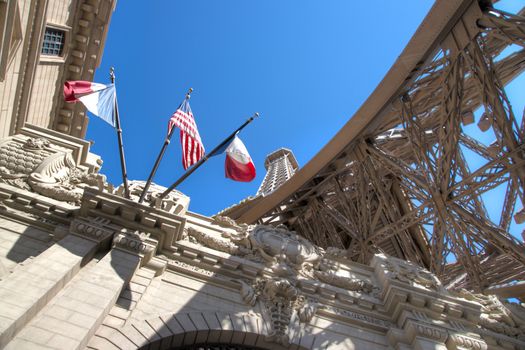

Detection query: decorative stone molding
xmin=70 ymin=217 xmax=115 ymax=244
xmin=454 ymin=289 xmax=525 ymax=341
xmin=117 ymin=180 xmax=190 ymax=215
xmin=319 ymin=305 xmax=391 ymax=329
xmin=187 ymin=227 xmax=241 ymax=255
xmin=80 ymin=188 xmax=187 ymax=249
xmin=0 ymin=126 xmax=107 ymax=204
xmin=372 ymin=253 xmax=442 ymax=291
xmin=447 ymin=333 xmax=488 ymax=350
xmin=187 ymin=224 xmax=378 ymax=295
xmin=112 ymin=229 xmax=157 ymax=265
xmin=404 ymin=318 xmax=448 ymax=343
xmin=238 ymin=277 xmax=313 ymax=346
xmin=211 ymin=214 xmax=249 ymax=232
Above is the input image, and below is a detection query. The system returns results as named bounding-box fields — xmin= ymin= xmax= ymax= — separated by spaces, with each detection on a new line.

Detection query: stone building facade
xmin=0 ymin=126 xmax=524 ymax=349
xmin=0 ymin=0 xmax=115 ymax=140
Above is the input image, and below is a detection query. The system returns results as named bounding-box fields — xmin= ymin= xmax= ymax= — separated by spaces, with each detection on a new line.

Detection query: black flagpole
xmin=138 ymin=88 xmax=193 ymax=203
xmin=151 ymin=112 xmax=260 ymax=207
xmin=110 ymin=67 xmax=130 ymax=199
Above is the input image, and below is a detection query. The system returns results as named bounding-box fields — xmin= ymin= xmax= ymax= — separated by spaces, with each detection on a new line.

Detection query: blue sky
xmin=88 ymin=0 xmax=524 ymax=228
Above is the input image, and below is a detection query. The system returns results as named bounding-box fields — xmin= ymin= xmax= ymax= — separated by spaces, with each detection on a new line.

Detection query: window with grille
xmin=41 ymin=28 xmax=65 ymax=56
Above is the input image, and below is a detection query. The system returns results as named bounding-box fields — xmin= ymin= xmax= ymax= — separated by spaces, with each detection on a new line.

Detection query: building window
xmin=41 ymin=28 xmax=65 ymax=56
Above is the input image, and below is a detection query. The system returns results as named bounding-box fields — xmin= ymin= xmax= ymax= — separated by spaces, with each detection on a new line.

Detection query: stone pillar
xmin=5 ymin=248 xmax=140 ymax=349
xmin=0 ymin=233 xmax=98 ymax=347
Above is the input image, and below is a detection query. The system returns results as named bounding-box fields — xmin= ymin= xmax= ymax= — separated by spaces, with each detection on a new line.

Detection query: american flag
xmin=168 ymin=97 xmax=205 ymax=170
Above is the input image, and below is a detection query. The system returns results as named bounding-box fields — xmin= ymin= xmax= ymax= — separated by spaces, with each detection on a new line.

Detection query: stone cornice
xmin=54 ymin=0 xmax=116 ymax=137
xmin=0 ymin=183 xmax=75 ymax=233
xmin=80 ymin=188 xmax=186 ymax=250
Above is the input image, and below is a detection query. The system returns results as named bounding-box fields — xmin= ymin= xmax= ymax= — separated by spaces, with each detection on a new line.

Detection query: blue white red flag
xmin=222 ymin=136 xmax=256 ymax=182
xmin=168 ymin=97 xmax=205 ymax=170
xmin=64 ymin=81 xmax=116 ymax=127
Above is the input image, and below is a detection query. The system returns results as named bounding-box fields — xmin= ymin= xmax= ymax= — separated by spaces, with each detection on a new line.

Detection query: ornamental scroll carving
xmin=238 ymin=278 xmax=319 ymax=346
xmin=186 ymin=222 xmax=379 ymax=345
xmin=186 ymin=222 xmax=377 ymax=294
xmin=378 ymin=254 xmax=442 ymax=291
xmin=0 ymin=137 xmax=107 ymax=204
xmin=454 ymin=289 xmax=525 ymax=341
xmin=120 ymin=181 xmax=190 ymax=214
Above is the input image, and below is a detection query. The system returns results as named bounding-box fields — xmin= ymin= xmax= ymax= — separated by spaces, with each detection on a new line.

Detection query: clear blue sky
xmin=87 ymin=0 xmax=524 ymax=232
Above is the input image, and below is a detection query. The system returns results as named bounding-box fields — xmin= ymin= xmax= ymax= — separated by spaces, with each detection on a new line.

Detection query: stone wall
xmin=0 ymin=126 xmax=524 ymax=349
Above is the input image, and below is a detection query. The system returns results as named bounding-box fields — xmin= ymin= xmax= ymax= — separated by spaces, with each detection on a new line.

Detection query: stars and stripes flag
xmin=168 ymin=96 xmax=205 ymax=170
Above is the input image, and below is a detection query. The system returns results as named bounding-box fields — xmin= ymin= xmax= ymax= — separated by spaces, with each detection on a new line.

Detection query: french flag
xmin=64 ymin=81 xmax=116 ymax=127
xmin=224 ymin=136 xmax=256 ymax=182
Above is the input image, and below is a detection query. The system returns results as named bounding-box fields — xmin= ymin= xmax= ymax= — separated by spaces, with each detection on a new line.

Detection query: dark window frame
xmin=41 ymin=27 xmax=66 ymax=56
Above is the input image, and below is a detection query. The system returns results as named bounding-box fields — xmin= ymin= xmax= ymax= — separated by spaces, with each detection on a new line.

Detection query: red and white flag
xmin=168 ymin=97 xmax=205 ymax=170
xmin=64 ymin=81 xmax=116 ymax=127
xmin=224 ymin=136 xmax=256 ymax=182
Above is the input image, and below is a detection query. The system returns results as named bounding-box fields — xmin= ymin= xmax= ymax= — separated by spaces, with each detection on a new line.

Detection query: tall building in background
xmin=0 ymin=0 xmax=115 ymax=140
xmin=257 ymin=148 xmax=298 ymax=196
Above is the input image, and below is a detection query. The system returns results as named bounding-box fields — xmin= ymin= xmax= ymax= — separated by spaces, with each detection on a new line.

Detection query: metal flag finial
xmin=110 ymin=67 xmax=115 ymax=84
xmin=186 ymin=87 xmax=194 ymax=99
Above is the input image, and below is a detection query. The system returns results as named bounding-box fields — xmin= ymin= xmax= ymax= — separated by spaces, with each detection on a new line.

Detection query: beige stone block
xmin=187 ymin=312 xmax=209 ymax=345
xmin=103 ymin=315 xmax=126 ymax=328
xmin=44 ymin=305 xmax=74 ymax=321
xmin=128 ymin=281 xmax=147 ymax=294
xmin=103 ymin=328 xmax=140 ymax=350
xmin=131 ymin=321 xmax=160 ymax=347
xmin=230 ymin=313 xmax=247 ymax=345
xmin=160 ymin=315 xmax=185 ymax=348
xmin=68 ymin=312 xmax=97 ymax=328
xmin=175 ymin=313 xmax=197 ymax=345
xmin=119 ymin=288 xmax=142 ymax=302
xmin=109 ymin=306 xmax=131 ymax=320
xmin=56 ymin=297 xmax=102 ymax=318
xmin=64 ymin=288 xmax=110 ymax=308
xmin=300 ymin=333 xmax=317 ymax=349
xmin=0 ymin=287 xmax=39 ymax=309
xmin=0 ymin=302 xmax=26 ymax=321
xmin=46 ymin=334 xmax=81 ymax=350
xmin=17 ymin=325 xmax=54 ymax=344
xmin=216 ymin=312 xmax=234 ymax=344
xmin=242 ymin=314 xmax=260 ymax=346
xmin=202 ymin=312 xmax=222 ymax=344
xmin=145 ymin=317 xmax=174 ymax=350
xmin=5 ymin=338 xmax=53 ymax=350
xmin=136 ymin=268 xmax=156 ymax=279
xmin=86 ymin=335 xmax=120 ymax=350
xmin=84 ymin=272 xmax=127 ymax=291
xmin=116 ymin=298 xmax=137 ymax=310
xmin=130 ymin=275 xmax=151 ymax=287
xmin=34 ymin=315 xmax=87 ymax=340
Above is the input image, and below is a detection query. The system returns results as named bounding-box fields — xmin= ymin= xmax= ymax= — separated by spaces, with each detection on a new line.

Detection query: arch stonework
xmin=90 ymin=311 xmax=311 ymax=350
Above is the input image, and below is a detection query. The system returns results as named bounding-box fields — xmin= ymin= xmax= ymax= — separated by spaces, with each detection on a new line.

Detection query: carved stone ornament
xmin=184 ymin=224 xmax=380 ymax=345
xmin=454 ymin=289 xmax=525 ymax=340
xmin=119 ymin=180 xmax=189 ymax=215
xmin=187 ymin=224 xmax=378 ymax=294
xmin=70 ymin=217 xmax=115 ymax=243
xmin=238 ymin=278 xmax=318 ymax=346
xmin=112 ymin=229 xmax=158 ymax=265
xmin=211 ymin=215 xmax=249 ymax=232
xmin=379 ymin=254 xmax=442 ymax=291
xmin=0 ymin=137 xmax=108 ymax=204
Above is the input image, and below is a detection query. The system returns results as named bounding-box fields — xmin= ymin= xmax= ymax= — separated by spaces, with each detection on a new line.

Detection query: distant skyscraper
xmin=257 ymin=148 xmax=298 ymax=196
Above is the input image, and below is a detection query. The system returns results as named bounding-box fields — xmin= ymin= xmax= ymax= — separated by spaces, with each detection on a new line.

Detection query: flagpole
xmin=138 ymin=88 xmax=193 ymax=203
xmin=151 ymin=112 xmax=260 ymax=207
xmin=110 ymin=67 xmax=130 ymax=199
